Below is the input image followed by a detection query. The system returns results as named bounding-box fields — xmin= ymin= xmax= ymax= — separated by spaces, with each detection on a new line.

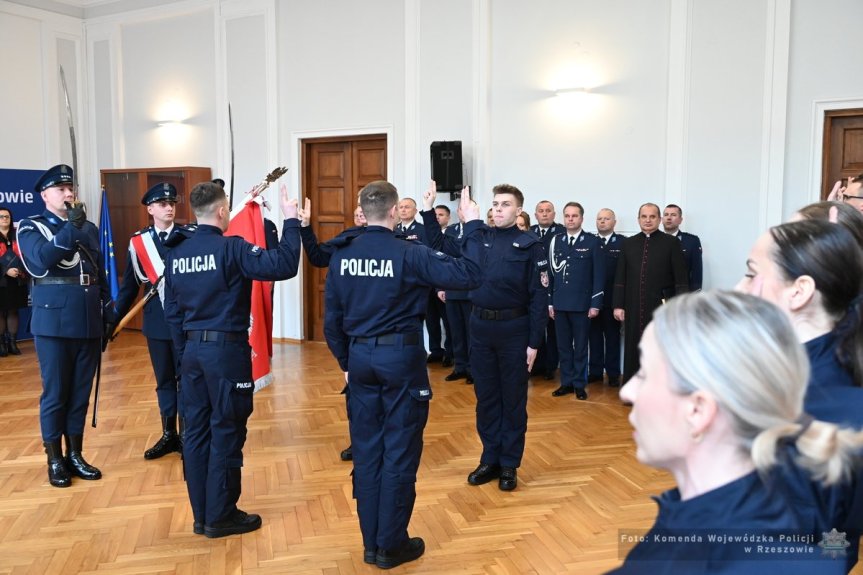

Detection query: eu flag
xmin=99 ymin=187 xmax=120 ymax=302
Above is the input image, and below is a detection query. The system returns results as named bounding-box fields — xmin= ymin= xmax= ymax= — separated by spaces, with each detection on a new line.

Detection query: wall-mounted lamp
xmin=157 ymin=120 xmax=185 ymax=128
xmin=554 ymin=86 xmax=588 ymax=96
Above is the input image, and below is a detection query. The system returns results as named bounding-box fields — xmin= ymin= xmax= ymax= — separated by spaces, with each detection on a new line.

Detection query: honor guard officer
xmin=324 ymin=181 xmax=484 ymax=569
xmin=163 ymin=181 xmax=300 ymax=538
xmin=113 ymin=182 xmax=195 ymax=460
xmin=468 ymin=185 xmax=548 ymax=492
xmin=546 ymin=202 xmax=604 ymax=401
xmin=18 ymin=164 xmax=115 ymax=488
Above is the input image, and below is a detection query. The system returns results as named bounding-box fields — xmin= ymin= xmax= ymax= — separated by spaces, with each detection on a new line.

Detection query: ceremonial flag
xmin=226 ymin=199 xmax=274 ymax=392
xmin=99 ymin=187 xmax=120 ymax=303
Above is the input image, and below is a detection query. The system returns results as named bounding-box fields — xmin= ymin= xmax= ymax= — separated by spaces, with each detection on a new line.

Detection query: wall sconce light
xmin=157 ymin=119 xmax=185 ymax=128
xmin=554 ymin=86 xmax=588 ymax=96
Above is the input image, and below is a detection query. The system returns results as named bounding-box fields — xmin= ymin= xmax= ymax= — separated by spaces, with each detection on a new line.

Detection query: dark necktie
xmin=540 ymin=229 xmax=546 ymax=238
xmin=601 ymin=236 xmax=607 ymax=246
xmin=158 ymin=231 xmax=167 ymax=244
xmin=569 ymin=235 xmax=575 ymax=246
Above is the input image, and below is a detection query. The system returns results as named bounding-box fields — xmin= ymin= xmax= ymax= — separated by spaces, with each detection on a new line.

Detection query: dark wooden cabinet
xmin=100 ymin=167 xmax=211 ymax=330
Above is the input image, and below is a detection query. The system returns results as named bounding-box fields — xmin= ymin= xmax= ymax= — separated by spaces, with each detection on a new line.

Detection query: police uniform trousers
xmin=534 ymin=318 xmax=558 ymax=375
xmin=554 ymin=310 xmax=591 ymax=390
xmin=588 ymin=308 xmax=622 ymax=379
xmin=146 ymin=337 xmax=182 ymax=418
xmin=469 ymin=314 xmax=529 ymax=468
xmin=425 ymin=291 xmax=450 ymax=358
xmin=36 ymin=336 xmax=100 ymax=441
xmin=347 ymin=334 xmax=429 ymax=552
xmin=445 ymin=299 xmax=471 ymax=373
xmin=181 ymin=337 xmax=253 ymax=525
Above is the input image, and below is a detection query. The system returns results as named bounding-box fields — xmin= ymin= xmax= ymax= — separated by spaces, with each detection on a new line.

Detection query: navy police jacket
xmin=674 ymin=230 xmax=703 ymax=291
xmin=300 ymin=224 xmax=365 ymax=268
xmin=530 ymin=222 xmax=563 ymax=252
xmin=18 ymin=211 xmax=111 ymax=339
xmin=547 ymin=230 xmax=605 ymax=312
xmin=598 ymin=233 xmax=625 ymax=309
xmin=163 ymin=220 xmax=301 ymax=352
xmin=114 ymin=225 xmax=195 ymax=340
xmin=470 ymin=225 xmax=549 ymax=349
xmin=395 ymin=220 xmax=426 ymax=244
xmin=803 ymin=330 xmax=860 ymax=426
xmin=420 ymin=209 xmax=470 ymax=301
xmin=323 ymin=222 xmax=485 ymax=372
xmin=610 ymin=462 xmax=847 ymax=574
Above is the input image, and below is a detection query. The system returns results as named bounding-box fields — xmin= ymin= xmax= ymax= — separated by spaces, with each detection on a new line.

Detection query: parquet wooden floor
xmin=1 ymin=333 xmax=859 ymax=574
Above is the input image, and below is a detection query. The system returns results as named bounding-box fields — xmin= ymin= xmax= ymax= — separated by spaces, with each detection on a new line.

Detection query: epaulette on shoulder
xmin=513 ymin=230 xmax=540 ymax=248
xmin=327 ymin=226 xmax=364 ymax=248
xmin=163 ymin=224 xmax=197 ymax=247
xmin=27 ymin=214 xmax=44 ymax=220
xmin=131 ymin=227 xmax=149 ymax=237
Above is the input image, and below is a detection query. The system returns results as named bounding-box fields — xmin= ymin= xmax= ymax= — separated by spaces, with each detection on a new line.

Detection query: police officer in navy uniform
xmin=529 ymin=200 xmax=562 ymax=380
xmin=394 ymin=197 xmax=426 ymax=244
xmin=18 ymin=164 xmax=114 ymax=488
xmin=468 ymin=184 xmax=548 ymax=492
xmin=297 ymin=199 xmax=366 ymax=462
xmin=419 ymin=183 xmax=474 ymax=383
xmin=163 ymin=181 xmax=300 ymax=538
xmin=662 ymin=204 xmax=703 ymax=291
xmin=588 ymin=208 xmax=625 ymax=387
xmin=547 ymin=202 xmax=604 ymax=400
xmin=324 ymin=181 xmax=483 ymax=569
xmin=114 ymin=183 xmax=194 ymax=460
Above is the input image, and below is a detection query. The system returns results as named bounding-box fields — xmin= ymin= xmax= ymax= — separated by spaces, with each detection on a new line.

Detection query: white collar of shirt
xmin=155 ymin=224 xmax=174 ymax=236
xmin=567 ymin=231 xmax=582 ymax=242
xmin=599 ymin=232 xmax=613 ymax=240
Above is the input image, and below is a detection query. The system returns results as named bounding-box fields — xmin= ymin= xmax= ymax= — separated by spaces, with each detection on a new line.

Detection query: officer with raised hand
xmin=113 ymin=183 xmax=195 ymax=460
xmin=324 ymin=181 xmax=483 ymax=569
xmin=18 ymin=164 xmax=114 ymax=488
xmin=163 ymin=181 xmax=300 ymax=538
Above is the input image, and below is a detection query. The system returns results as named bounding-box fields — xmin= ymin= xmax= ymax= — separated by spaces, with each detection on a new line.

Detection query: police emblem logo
xmin=540 ymin=270 xmax=549 ymax=288
xmin=250 ymin=245 xmax=261 ymax=254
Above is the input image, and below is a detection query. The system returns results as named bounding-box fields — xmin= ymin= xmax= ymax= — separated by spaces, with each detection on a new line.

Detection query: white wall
xmin=2 ymin=0 xmax=859 ymax=337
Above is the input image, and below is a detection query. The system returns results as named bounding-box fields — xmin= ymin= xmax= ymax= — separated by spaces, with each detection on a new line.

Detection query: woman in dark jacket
xmin=0 ymin=206 xmax=27 ymax=355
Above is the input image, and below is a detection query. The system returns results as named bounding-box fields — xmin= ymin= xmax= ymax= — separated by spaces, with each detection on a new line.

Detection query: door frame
xmin=285 ymin=125 xmax=394 ymax=341
xmin=809 ymin=98 xmax=863 ymax=203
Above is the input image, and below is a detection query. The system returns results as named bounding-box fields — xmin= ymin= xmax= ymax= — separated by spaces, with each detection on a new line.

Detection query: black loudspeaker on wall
xmin=430 ymin=141 xmax=463 ymax=193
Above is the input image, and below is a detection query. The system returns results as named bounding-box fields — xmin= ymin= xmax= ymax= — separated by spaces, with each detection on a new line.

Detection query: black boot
xmin=64 ymin=434 xmax=102 ymax=480
xmin=44 ymin=440 xmax=71 ymax=488
xmin=144 ymin=415 xmax=180 ymax=460
xmin=6 ymin=333 xmax=20 ymax=356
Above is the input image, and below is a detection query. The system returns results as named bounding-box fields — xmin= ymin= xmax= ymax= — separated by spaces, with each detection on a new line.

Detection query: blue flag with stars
xmin=99 ymin=187 xmax=119 ymax=302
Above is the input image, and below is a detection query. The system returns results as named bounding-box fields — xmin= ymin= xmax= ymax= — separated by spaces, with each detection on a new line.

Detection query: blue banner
xmin=0 ymin=168 xmax=47 ymax=341
xmin=99 ymin=188 xmax=119 ymax=303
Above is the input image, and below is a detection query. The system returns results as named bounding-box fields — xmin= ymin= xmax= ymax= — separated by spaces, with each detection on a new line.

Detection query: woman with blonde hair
xmin=612 ymin=291 xmax=862 ymax=574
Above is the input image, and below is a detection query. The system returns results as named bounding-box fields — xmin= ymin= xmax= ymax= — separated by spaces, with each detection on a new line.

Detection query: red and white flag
xmin=226 ymin=199 xmax=274 ymax=393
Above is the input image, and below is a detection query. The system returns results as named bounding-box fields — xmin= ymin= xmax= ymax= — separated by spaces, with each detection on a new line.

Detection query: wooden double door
xmin=822 ymin=109 xmax=863 ymax=198
xmin=302 ymin=136 xmax=386 ymax=341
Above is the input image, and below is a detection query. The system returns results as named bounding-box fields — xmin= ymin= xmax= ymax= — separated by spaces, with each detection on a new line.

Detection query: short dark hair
xmin=190 ymin=181 xmax=227 ymax=218
xmin=493 ymin=184 xmax=524 ymax=207
xmin=563 ymin=201 xmax=584 ymax=217
xmin=360 ymin=181 xmax=399 ymax=221
xmin=665 ymin=203 xmax=683 ymax=216
xmin=212 ymin=178 xmax=226 ymax=188
xmin=0 ymin=206 xmax=14 ymax=241
xmin=435 ymin=204 xmax=450 ymax=215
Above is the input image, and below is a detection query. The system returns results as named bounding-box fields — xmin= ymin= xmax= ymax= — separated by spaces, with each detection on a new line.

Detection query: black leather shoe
xmin=193 ymin=521 xmax=204 ymax=535
xmin=340 ymin=445 xmax=353 ymax=461
xmin=144 ymin=432 xmax=179 ymax=459
xmin=467 ymin=463 xmax=501 ymax=485
xmin=444 ymin=370 xmax=468 ymax=381
xmin=575 ymin=388 xmax=588 ymax=400
xmin=64 ymin=435 xmax=101 ymax=480
xmin=544 ymin=369 xmax=556 ymax=380
xmin=204 ymin=509 xmax=262 ymax=538
xmin=552 ymin=386 xmax=573 ymax=397
xmin=376 ymin=537 xmax=425 ymax=569
xmin=441 ymin=356 xmax=454 ymax=368
xmin=363 ymin=548 xmax=377 ymax=564
xmin=499 ymin=467 xmax=517 ymax=491
xmin=44 ymin=441 xmax=71 ymax=488
xmin=426 ymin=353 xmax=443 ymax=364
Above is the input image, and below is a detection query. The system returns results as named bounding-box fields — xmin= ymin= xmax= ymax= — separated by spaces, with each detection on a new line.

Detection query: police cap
xmin=34 ymin=164 xmax=73 ymax=193
xmin=142 ymin=182 xmax=178 ymax=205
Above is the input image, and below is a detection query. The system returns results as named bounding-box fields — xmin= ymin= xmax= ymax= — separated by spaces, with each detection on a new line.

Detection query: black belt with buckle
xmin=354 ymin=333 xmax=420 ymax=345
xmin=185 ymin=330 xmax=247 ymax=342
xmin=472 ymin=306 xmax=528 ymax=321
xmin=33 ymin=275 xmax=96 ymax=286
